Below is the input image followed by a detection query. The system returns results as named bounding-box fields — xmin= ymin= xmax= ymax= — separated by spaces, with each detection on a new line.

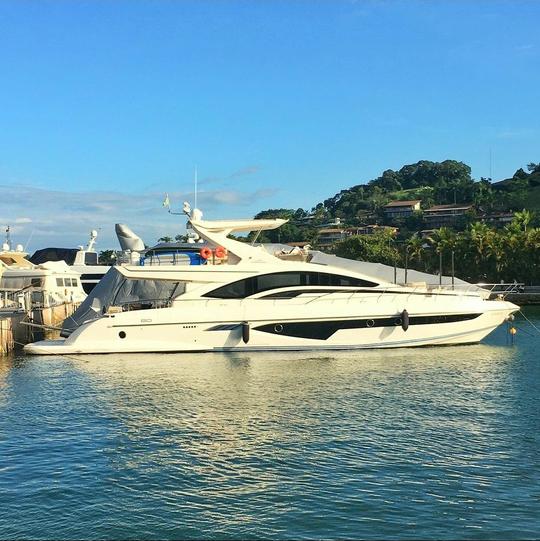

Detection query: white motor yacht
xmin=24 ymin=204 xmax=518 ymax=355
xmin=29 ymin=230 xmax=112 ymax=293
xmin=1 ymin=247 xmax=86 ymax=310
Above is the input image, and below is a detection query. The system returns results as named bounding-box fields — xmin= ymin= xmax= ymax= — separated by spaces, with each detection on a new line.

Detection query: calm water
xmin=1 ymin=309 xmax=540 ymax=540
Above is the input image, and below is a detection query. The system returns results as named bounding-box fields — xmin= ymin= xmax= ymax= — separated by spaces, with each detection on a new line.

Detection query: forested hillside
xmin=250 ymin=160 xmax=540 ymax=283
xmin=252 ymin=159 xmax=540 ymax=243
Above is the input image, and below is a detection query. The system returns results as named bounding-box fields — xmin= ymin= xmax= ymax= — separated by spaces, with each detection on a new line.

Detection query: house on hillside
xmin=482 ymin=212 xmax=515 ymax=227
xmin=318 ymin=218 xmax=343 ymax=228
xmin=383 ymin=200 xmax=421 ymax=221
xmin=316 ymin=228 xmax=349 ymax=251
xmin=424 ymin=204 xmax=474 ymax=229
xmin=353 ymin=225 xmax=398 ymax=236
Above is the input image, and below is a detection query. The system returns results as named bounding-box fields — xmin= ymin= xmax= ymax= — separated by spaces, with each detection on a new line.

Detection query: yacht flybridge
xmin=24 ymin=205 xmax=518 ymax=355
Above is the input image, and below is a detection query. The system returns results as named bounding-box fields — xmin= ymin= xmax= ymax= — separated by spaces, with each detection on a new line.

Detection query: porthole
xmin=119 ymin=331 xmax=126 ymax=339
xmin=394 ymin=318 xmax=402 ymax=326
xmin=274 ymin=324 xmax=284 ymax=333
xmin=366 ymin=319 xmax=375 ymax=328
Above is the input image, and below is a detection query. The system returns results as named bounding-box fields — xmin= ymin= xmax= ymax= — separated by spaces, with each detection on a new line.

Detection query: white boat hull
xmin=24 ymin=295 xmax=518 ymax=355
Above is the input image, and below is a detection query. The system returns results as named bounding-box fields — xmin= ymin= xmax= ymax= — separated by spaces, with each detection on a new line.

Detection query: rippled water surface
xmin=1 ymin=308 xmax=540 ymax=540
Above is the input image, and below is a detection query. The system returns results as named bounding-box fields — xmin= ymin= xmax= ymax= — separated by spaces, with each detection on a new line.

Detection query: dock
xmin=503 ymin=286 xmax=540 ymax=306
xmin=1 ymin=289 xmax=80 ymax=354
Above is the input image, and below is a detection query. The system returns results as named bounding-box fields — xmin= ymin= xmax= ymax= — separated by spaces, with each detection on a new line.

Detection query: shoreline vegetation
xmin=246 ymin=159 xmax=540 ymax=285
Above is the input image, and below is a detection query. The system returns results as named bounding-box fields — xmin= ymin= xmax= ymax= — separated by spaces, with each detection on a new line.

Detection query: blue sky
xmin=1 ymin=0 xmax=539 ymax=249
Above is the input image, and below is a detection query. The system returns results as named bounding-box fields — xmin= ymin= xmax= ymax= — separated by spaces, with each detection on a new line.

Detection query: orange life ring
xmin=214 ymin=246 xmax=227 ymax=259
xmin=199 ymin=247 xmax=212 ymax=260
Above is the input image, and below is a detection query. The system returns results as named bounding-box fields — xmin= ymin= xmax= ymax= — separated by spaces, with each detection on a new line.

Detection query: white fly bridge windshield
xmin=61 ymin=268 xmax=185 ymax=337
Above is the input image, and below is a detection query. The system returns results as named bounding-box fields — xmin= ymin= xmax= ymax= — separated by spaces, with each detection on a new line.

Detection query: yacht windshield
xmin=61 ymin=268 xmax=185 ymax=337
xmin=112 ymin=278 xmax=183 ymax=310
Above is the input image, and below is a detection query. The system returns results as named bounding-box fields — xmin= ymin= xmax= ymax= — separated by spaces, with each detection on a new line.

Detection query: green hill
xmin=252 ymin=159 xmax=540 ymax=244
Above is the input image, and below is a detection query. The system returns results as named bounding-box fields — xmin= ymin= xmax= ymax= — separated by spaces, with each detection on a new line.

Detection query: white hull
xmin=24 ymin=295 xmax=517 ymax=355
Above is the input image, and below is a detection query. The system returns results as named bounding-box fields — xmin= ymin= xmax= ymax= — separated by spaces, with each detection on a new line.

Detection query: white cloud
xmin=0 ymin=183 xmax=278 ymax=252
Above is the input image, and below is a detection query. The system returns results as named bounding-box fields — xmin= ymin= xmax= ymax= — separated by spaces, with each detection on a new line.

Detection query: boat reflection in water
xmin=3 ymin=326 xmax=540 ymax=540
xmin=70 ymin=344 xmax=518 ymax=468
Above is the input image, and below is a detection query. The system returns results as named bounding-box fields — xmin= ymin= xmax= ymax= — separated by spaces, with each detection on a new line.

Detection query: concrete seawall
xmin=503 ymin=286 xmax=540 ymax=306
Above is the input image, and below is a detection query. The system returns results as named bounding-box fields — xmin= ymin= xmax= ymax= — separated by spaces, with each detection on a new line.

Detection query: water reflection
xmin=1 ymin=315 xmax=539 ymax=540
xmin=67 ymin=344 xmax=521 ymax=472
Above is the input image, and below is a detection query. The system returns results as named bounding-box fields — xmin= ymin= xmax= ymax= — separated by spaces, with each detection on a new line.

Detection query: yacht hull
xmin=24 ymin=297 xmax=518 ymax=355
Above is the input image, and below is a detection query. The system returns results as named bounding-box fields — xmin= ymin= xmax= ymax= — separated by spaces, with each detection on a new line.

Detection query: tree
xmin=369 ymin=170 xmax=402 ymax=192
xmin=158 ymin=236 xmax=173 ymax=243
xmin=473 ymin=178 xmax=495 ymax=210
xmin=335 ymin=230 xmax=399 ymax=266
xmin=406 ymin=234 xmax=426 ymax=270
xmin=98 ymin=250 xmax=116 ymax=265
xmin=512 ymin=209 xmax=534 ymax=232
xmin=427 ymin=227 xmax=457 ymax=253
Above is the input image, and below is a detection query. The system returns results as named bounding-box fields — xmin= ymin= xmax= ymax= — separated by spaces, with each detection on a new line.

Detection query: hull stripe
xmin=253 ymin=314 xmax=482 ymax=340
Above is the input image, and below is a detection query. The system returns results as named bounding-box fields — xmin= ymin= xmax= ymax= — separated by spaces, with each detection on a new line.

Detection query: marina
xmin=0 ymin=241 xmax=86 ymax=354
xmin=1 ymin=1 xmax=539 ymax=539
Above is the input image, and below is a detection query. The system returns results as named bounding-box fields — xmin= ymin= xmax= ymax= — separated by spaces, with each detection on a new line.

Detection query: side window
xmin=255 ymin=273 xmax=302 ymax=292
xmin=317 ymin=272 xmax=377 ymax=288
xmin=56 ymin=278 xmax=63 ymax=287
xmin=204 ymin=278 xmax=252 ymax=299
xmin=204 ymin=271 xmax=377 ymax=298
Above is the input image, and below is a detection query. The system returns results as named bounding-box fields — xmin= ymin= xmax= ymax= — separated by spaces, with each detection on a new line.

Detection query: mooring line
xmin=518 ymin=310 xmax=540 ymax=335
xmin=513 ymin=324 xmax=535 ymax=338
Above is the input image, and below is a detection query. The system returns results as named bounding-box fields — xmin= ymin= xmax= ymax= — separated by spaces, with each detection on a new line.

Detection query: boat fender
xmin=401 ymin=309 xmax=409 ymax=331
xmin=214 ymin=246 xmax=227 ymax=259
xmin=199 ymin=247 xmax=212 ymax=260
xmin=242 ymin=322 xmax=250 ymax=343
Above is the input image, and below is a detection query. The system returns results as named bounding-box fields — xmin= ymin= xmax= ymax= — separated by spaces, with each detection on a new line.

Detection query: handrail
xmin=1 ymin=284 xmax=80 ymax=312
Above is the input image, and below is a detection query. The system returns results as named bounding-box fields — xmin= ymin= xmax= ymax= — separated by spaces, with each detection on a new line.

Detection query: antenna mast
xmin=5 ymin=225 xmax=11 ymax=250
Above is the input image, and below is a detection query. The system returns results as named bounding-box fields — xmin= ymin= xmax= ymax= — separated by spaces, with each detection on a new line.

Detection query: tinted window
xmin=204 ymin=272 xmax=377 ymax=299
xmin=85 ymin=253 xmax=99 ymax=265
xmin=256 ymin=273 xmax=302 ymax=291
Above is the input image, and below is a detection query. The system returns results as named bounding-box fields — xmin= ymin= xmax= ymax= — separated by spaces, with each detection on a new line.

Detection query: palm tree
xmin=468 ymin=222 xmax=493 ymax=262
xmin=406 ymin=234 xmax=424 ymax=262
xmin=512 ymin=209 xmax=534 ymax=232
xmin=427 ymin=227 xmax=457 ymax=254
